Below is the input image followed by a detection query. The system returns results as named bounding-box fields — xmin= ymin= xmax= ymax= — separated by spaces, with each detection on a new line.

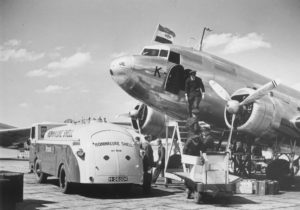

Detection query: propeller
xmin=209 ymin=79 xmax=280 ymax=151
xmin=115 ymin=104 xmax=147 ymax=134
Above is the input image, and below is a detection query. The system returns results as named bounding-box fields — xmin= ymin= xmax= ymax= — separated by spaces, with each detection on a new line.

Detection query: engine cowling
xmin=131 ymin=104 xmax=166 ymax=137
xmin=225 ymin=88 xmax=275 ymax=137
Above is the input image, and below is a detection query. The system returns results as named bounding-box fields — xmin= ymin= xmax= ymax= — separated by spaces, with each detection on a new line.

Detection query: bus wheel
xmin=34 ymin=160 xmax=47 ymax=183
xmin=59 ymin=165 xmax=72 ymax=194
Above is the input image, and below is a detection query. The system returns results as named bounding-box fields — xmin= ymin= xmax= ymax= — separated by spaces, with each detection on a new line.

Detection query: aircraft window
xmin=31 ymin=127 xmax=35 ymax=139
xmin=168 ymin=51 xmax=180 ymax=64
xmin=159 ymin=50 xmax=168 ymax=57
xmin=142 ymin=48 xmax=159 ymax=56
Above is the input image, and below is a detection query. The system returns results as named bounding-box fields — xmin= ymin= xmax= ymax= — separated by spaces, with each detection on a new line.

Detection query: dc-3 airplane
xmin=109 ymin=41 xmax=300 ymax=180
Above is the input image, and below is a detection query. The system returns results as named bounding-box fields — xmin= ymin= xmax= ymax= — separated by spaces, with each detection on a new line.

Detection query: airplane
xmin=0 ymin=123 xmax=30 ymax=149
xmin=109 ymin=43 xmax=300 ymax=180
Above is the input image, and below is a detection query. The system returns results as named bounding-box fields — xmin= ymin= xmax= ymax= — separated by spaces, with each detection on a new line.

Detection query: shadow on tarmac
xmin=45 ymin=178 xmax=176 ymax=199
xmin=199 ymin=195 xmax=257 ymax=207
xmin=16 ymin=199 xmax=56 ymax=210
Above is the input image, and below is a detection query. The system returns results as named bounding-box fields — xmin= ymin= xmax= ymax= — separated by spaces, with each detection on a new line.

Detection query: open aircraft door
xmin=164 ymin=65 xmax=185 ymax=95
xmin=164 ymin=65 xmax=193 ymax=96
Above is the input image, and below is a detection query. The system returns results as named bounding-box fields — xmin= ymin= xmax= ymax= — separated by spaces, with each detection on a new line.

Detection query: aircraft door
xmin=164 ymin=65 xmax=186 ymax=95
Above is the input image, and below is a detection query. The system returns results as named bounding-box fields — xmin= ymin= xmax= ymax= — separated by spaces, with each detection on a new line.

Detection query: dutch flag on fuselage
xmin=153 ymin=24 xmax=176 ymax=44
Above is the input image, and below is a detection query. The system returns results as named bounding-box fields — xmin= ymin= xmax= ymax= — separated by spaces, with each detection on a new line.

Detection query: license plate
xmin=108 ymin=176 xmax=128 ymax=182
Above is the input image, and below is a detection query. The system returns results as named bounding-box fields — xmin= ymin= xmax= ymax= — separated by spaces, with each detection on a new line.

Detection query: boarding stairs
xmin=164 ymin=120 xmax=188 ymax=181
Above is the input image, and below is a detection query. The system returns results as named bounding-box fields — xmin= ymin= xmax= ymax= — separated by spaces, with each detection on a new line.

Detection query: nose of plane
xmin=109 ymin=56 xmax=134 ymax=76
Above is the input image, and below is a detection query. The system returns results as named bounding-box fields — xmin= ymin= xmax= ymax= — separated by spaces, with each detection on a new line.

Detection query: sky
xmin=1 ymin=0 xmax=300 ymax=127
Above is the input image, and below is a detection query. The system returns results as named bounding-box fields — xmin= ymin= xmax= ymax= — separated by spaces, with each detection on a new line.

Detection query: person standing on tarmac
xmin=182 ymin=131 xmax=206 ymax=199
xmin=152 ymin=139 xmax=166 ymax=184
xmin=185 ymin=71 xmax=205 ymax=117
xmin=140 ymin=135 xmax=154 ymax=194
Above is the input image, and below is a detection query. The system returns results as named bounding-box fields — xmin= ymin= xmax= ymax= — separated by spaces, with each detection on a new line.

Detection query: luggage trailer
xmin=171 ymin=152 xmax=237 ymax=204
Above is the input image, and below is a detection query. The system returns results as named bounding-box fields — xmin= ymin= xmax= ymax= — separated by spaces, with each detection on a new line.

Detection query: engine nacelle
xmin=131 ymin=104 xmax=166 ymax=137
xmin=225 ymin=88 xmax=276 ymax=137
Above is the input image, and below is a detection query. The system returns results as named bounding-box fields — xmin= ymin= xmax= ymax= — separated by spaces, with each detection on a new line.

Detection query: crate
xmin=236 ymin=179 xmax=255 ymax=194
xmin=181 ymin=152 xmax=229 ymax=184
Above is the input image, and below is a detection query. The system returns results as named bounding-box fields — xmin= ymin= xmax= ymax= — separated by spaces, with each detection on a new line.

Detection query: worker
xmin=186 ymin=108 xmax=201 ymax=138
xmin=183 ymin=134 xmax=206 ymax=157
xmin=185 ymin=70 xmax=205 ymax=117
xmin=182 ymin=134 xmax=205 ymax=199
xmin=152 ymin=139 xmax=166 ymax=184
xmin=199 ymin=123 xmax=215 ymax=151
xmin=140 ymin=135 xmax=154 ymax=194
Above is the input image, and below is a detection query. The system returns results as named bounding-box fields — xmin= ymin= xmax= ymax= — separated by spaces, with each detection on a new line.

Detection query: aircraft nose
xmin=110 ymin=56 xmax=134 ymax=76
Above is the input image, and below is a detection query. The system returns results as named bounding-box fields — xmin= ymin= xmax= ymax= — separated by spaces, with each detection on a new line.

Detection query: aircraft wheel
xmin=194 ymin=192 xmax=202 ymax=204
xmin=34 ymin=160 xmax=47 ymax=183
xmin=59 ymin=165 xmax=72 ymax=194
xmin=266 ymin=159 xmax=289 ymax=180
xmin=266 ymin=159 xmax=291 ymax=189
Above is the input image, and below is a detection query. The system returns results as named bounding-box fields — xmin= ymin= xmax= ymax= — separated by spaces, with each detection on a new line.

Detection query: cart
xmin=175 ymin=152 xmax=236 ymax=203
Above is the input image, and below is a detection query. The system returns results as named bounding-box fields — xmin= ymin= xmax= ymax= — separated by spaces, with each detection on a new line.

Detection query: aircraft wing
xmin=0 ymin=126 xmax=30 ymax=148
xmin=111 ymin=121 xmax=132 ymax=129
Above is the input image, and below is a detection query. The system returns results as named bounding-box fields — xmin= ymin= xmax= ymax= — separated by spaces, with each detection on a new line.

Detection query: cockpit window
xmin=168 ymin=51 xmax=180 ymax=64
xmin=159 ymin=50 xmax=168 ymax=57
xmin=142 ymin=48 xmax=159 ymax=56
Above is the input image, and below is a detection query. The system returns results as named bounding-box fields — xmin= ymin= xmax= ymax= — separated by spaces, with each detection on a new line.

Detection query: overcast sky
xmin=1 ymin=0 xmax=300 ymax=127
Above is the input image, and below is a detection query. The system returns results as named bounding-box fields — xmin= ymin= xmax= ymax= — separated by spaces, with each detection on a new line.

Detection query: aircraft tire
xmin=266 ymin=159 xmax=292 ymax=188
xmin=34 ymin=160 xmax=47 ymax=183
xmin=266 ymin=159 xmax=289 ymax=180
xmin=59 ymin=165 xmax=72 ymax=194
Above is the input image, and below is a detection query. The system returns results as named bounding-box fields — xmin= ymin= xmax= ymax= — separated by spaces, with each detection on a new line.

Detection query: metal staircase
xmin=164 ymin=120 xmax=188 ymax=181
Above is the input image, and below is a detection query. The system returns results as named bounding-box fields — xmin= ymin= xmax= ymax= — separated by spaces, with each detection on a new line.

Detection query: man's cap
xmin=192 ymin=108 xmax=200 ymax=114
xmin=189 ymin=71 xmax=196 ymax=75
xmin=199 ymin=121 xmax=211 ymax=130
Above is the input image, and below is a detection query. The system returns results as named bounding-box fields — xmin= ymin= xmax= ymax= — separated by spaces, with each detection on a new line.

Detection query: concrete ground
xmin=1 ymin=159 xmax=300 ymax=210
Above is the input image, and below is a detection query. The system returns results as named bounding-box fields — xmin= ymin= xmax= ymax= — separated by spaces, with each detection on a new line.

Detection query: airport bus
xmin=28 ymin=122 xmax=144 ymax=193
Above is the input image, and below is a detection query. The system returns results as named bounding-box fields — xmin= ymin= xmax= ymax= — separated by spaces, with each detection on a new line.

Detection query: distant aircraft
xmin=109 ymin=43 xmax=300 ymax=179
xmin=0 ymin=123 xmax=30 ymax=148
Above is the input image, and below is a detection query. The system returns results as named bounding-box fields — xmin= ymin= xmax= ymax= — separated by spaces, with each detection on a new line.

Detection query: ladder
xmin=164 ymin=120 xmax=189 ymax=181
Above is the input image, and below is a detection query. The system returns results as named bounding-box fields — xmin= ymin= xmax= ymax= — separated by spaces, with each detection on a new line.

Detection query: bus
xmin=28 ymin=122 xmax=144 ymax=193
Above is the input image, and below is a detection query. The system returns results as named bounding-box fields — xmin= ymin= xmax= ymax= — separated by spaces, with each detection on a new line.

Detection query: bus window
xmin=168 ymin=51 xmax=180 ymax=64
xmin=142 ymin=48 xmax=159 ymax=56
xmin=31 ymin=127 xmax=35 ymax=139
xmin=159 ymin=50 xmax=168 ymax=57
xmin=41 ymin=126 xmax=47 ymax=138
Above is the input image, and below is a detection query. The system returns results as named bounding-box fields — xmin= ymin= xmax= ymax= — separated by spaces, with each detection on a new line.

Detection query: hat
xmin=199 ymin=121 xmax=211 ymax=130
xmin=192 ymin=108 xmax=200 ymax=114
xmin=189 ymin=71 xmax=196 ymax=75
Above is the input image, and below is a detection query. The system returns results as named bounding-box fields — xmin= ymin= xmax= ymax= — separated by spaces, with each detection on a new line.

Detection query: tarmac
xmin=1 ymin=159 xmax=300 ymax=210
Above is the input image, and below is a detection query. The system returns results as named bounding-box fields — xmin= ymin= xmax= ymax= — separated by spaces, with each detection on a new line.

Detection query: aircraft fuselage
xmin=110 ymin=44 xmax=300 ymax=141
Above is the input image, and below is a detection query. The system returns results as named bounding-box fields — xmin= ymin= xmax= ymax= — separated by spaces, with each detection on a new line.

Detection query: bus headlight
xmin=76 ymin=148 xmax=85 ymax=159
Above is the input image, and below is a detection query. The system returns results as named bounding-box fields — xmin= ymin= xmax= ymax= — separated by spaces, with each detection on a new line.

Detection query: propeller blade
xmin=209 ymin=80 xmax=231 ymax=101
xmin=240 ymin=79 xmax=280 ymax=106
xmin=115 ymin=113 xmax=131 ymax=118
xmin=226 ymin=114 xmax=236 ymax=151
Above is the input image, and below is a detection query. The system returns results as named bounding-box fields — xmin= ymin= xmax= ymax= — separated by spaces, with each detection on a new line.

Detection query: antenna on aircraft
xmin=199 ymin=27 xmax=212 ymax=51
